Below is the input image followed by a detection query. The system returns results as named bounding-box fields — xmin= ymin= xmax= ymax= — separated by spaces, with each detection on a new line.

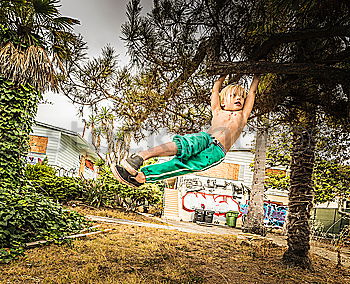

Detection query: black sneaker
xmin=106 ymin=154 xmax=144 ymax=188
xmin=121 ymin=154 xmax=144 ymax=176
xmin=111 ymin=164 xmax=144 ymax=188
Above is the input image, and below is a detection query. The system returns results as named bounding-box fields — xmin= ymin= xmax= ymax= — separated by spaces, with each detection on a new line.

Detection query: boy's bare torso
xmin=207 ymin=109 xmax=247 ymax=151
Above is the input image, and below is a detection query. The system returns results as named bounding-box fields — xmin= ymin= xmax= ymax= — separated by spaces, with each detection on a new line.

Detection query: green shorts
xmin=140 ymin=132 xmax=226 ymax=182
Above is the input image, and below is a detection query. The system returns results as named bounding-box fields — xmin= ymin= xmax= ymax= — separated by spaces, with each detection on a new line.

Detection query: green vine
xmin=0 ymin=78 xmax=89 ymax=263
xmin=0 ymin=77 xmax=40 ymax=188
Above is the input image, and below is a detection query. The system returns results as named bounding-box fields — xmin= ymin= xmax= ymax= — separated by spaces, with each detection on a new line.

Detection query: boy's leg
xmin=123 ymin=132 xmax=212 ymax=175
xmin=139 ymin=143 xmax=226 ymax=183
xmin=122 ymin=142 xmax=178 ymax=175
xmin=138 ymin=142 xmax=178 ymax=160
xmin=114 ymin=132 xmax=220 ymax=186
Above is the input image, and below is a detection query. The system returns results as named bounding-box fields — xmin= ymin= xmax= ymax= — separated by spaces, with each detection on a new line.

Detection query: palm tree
xmin=282 ymin=107 xmax=317 ymax=269
xmin=243 ymin=125 xmax=268 ymax=236
xmin=0 ymin=0 xmax=80 ymax=91
xmin=0 ymin=0 xmax=80 ymax=183
xmin=243 ymin=77 xmax=274 ymax=236
xmin=98 ymin=106 xmax=116 ymax=154
xmin=114 ymin=128 xmax=132 ymax=165
xmin=86 ymin=114 xmax=100 ymax=153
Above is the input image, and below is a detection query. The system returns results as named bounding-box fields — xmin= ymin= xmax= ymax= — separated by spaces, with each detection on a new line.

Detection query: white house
xmin=27 ymin=121 xmax=98 ymax=178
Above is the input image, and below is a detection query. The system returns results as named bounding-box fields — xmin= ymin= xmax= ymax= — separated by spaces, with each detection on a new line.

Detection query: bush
xmin=0 ymin=186 xmax=89 ymax=263
xmin=25 ymin=161 xmax=164 ymax=212
xmin=0 ymin=77 xmax=90 ymax=263
xmin=81 ymin=165 xmax=164 ymax=211
xmin=25 ymin=162 xmax=84 ymax=203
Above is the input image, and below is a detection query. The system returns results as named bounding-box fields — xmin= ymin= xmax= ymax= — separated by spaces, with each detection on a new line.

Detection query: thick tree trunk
xmin=243 ymin=127 xmax=267 ymax=236
xmin=283 ymin=109 xmax=316 ymax=269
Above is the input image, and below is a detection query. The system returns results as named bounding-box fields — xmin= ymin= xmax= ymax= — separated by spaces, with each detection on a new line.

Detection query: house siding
xmin=29 ymin=123 xmax=97 ymax=177
xmin=56 ymin=134 xmax=81 ymax=171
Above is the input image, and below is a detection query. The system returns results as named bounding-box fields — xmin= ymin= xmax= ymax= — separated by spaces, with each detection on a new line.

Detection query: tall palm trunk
xmin=283 ymin=108 xmax=316 ymax=269
xmin=114 ymin=131 xmax=132 ymax=164
xmin=106 ymin=124 xmax=115 ymax=154
xmin=243 ymin=126 xmax=268 ymax=235
xmin=90 ymin=123 xmax=97 ymax=151
xmin=82 ymin=120 xmax=87 ymax=138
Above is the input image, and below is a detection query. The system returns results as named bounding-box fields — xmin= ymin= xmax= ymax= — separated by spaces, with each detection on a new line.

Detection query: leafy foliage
xmin=81 ymin=163 xmax=163 ymax=211
xmin=0 ymin=77 xmax=90 ymax=263
xmin=265 ymin=153 xmax=350 ymax=205
xmin=265 ymin=171 xmax=289 ymax=192
xmin=313 ymin=159 xmax=350 ymax=204
xmin=25 ymin=162 xmax=84 ymax=203
xmin=25 ymin=161 xmax=164 ymax=211
xmin=0 ymin=77 xmax=40 ymax=188
xmin=0 ymin=186 xmax=89 ymax=263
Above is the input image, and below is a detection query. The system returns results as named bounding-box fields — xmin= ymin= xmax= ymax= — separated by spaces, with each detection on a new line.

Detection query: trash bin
xmin=193 ymin=209 xmax=205 ymax=223
xmin=226 ymin=211 xmax=239 ymax=227
xmin=204 ymin=210 xmax=215 ymax=223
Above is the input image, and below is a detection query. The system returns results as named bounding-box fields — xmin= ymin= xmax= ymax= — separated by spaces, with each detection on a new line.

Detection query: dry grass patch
xmin=67 ymin=205 xmax=165 ymax=225
xmin=1 ymin=224 xmax=350 ymax=283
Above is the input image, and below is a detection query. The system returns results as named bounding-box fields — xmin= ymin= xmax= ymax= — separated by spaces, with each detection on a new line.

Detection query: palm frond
xmin=0 ymin=42 xmax=58 ymax=91
xmin=32 ymin=0 xmax=60 ymax=18
xmin=0 ymin=0 xmax=82 ymax=92
xmin=51 ymin=16 xmax=80 ymax=31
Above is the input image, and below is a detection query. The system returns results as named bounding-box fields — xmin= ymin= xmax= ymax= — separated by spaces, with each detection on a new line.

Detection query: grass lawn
xmin=1 ymin=221 xmax=350 ymax=283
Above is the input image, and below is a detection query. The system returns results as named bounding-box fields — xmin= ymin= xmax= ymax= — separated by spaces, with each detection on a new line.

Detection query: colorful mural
xmin=182 ymin=192 xmax=240 ymax=216
xmin=240 ymin=201 xmax=288 ymax=228
xmin=264 ymin=201 xmax=288 ymax=228
xmin=181 ymin=190 xmax=288 ymax=227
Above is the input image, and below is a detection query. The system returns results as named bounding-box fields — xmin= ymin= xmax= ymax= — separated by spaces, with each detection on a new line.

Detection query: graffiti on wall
xmin=182 ymin=192 xmax=240 ymax=216
xmin=264 ymin=201 xmax=288 ymax=228
xmin=183 ymin=178 xmax=204 ymax=189
xmin=240 ymin=201 xmax=288 ymax=228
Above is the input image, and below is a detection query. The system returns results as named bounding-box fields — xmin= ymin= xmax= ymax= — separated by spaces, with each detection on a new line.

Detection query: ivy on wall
xmin=0 ymin=77 xmax=40 ymax=188
xmin=0 ymin=78 xmax=89 ymax=263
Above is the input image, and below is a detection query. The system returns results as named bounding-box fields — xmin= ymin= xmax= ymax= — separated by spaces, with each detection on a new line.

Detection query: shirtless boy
xmin=109 ymin=75 xmax=260 ymax=187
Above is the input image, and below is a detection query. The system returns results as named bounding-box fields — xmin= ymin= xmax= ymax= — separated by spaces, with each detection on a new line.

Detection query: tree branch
xmin=321 ymin=47 xmax=350 ymax=64
xmin=252 ymin=25 xmax=350 ymax=60
xmin=163 ymin=39 xmax=208 ymax=99
xmin=207 ymin=61 xmax=350 ymax=77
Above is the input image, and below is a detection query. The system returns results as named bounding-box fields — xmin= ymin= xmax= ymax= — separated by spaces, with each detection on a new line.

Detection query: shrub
xmin=25 ymin=161 xmax=164 ymax=212
xmin=0 ymin=78 xmax=89 ymax=263
xmin=25 ymin=162 xmax=84 ymax=203
xmin=0 ymin=186 xmax=89 ymax=263
xmin=81 ymin=164 xmax=164 ymax=211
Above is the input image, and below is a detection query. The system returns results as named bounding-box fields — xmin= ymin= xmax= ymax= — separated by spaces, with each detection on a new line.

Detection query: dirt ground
xmin=1 ymin=206 xmax=350 ymax=284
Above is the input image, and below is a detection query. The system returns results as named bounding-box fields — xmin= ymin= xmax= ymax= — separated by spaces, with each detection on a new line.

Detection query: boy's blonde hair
xmin=219 ymin=84 xmax=248 ymax=105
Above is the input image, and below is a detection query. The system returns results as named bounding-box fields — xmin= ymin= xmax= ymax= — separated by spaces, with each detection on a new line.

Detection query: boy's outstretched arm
xmin=242 ymin=75 xmax=260 ymax=119
xmin=211 ymin=75 xmax=226 ymax=111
